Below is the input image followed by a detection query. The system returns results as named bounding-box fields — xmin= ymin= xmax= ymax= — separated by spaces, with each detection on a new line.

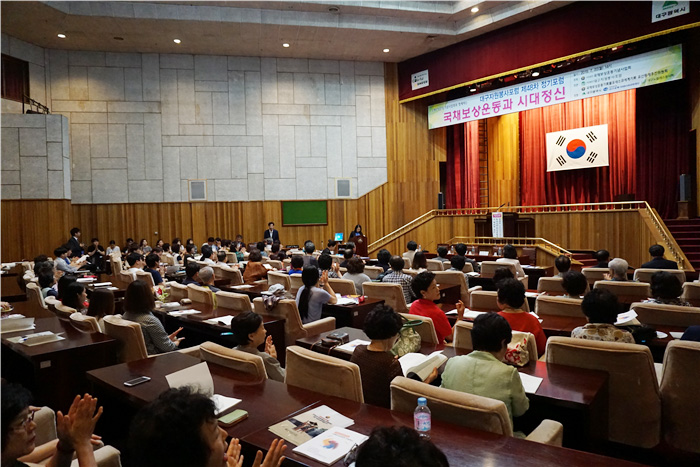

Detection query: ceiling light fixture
xmin=57 ymin=33 xmax=66 ymax=39
xmin=283 ymin=43 xmax=290 ymax=48
xmin=471 ymin=7 xmax=479 ymax=13
xmin=328 ymin=6 xmax=340 ymax=12
xmin=173 ymin=39 xmax=181 ymax=44
xmin=383 ymin=48 xmax=390 ymax=53
xmin=531 ymin=71 xmax=540 ymax=77
xmin=470 ymin=86 xmax=477 ymax=92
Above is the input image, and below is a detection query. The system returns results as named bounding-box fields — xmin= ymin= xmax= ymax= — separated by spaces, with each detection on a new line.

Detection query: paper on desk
xmin=234 ymin=284 xmax=253 ymax=289
xmin=615 ymin=310 xmax=639 ymax=326
xmin=670 ymin=332 xmax=684 ymax=339
xmin=204 ymin=315 xmax=235 ymax=326
xmin=77 ymin=277 xmax=96 ymax=283
xmin=168 ymin=309 xmax=201 ymax=316
xmin=165 ymin=362 xmax=241 ymax=415
xmin=1 ymin=317 xmax=35 ymax=333
xmin=93 ymin=282 xmax=113 ymax=287
xmin=335 ymin=296 xmax=359 ymax=306
xmin=518 ymin=373 xmax=543 ymax=394
xmin=7 ymin=331 xmax=64 ymax=346
xmin=467 ymin=272 xmax=480 ymax=277
xmin=336 ymin=339 xmax=370 ymax=353
xmin=463 ymin=309 xmax=486 ymax=319
xmin=524 ymin=291 xmax=540 ymax=298
xmin=107 ymin=287 xmax=120 ymax=291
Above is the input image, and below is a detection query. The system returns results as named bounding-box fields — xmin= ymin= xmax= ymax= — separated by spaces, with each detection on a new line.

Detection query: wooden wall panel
xmin=2 ymin=200 xmax=73 ymax=261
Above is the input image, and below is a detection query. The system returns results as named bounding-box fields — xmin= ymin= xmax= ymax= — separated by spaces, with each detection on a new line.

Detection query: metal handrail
xmin=450 ymin=236 xmax=575 ymax=256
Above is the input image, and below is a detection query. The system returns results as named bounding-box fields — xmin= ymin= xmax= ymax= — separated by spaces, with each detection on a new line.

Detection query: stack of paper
xmin=93 ymin=282 xmax=113 ymax=287
xmin=335 ymin=296 xmax=359 ymax=306
xmin=7 ymin=331 xmax=64 ymax=346
xmin=168 ymin=309 xmax=201 ymax=316
xmin=335 ymin=339 xmax=370 ymax=353
xmin=293 ymin=428 xmax=368 ymax=466
xmin=204 ymin=315 xmax=235 ymax=326
xmin=524 ymin=291 xmax=540 ymax=298
xmin=463 ymin=309 xmax=486 ymax=319
xmin=615 ymin=310 xmax=640 ymax=326
xmin=269 ymin=405 xmax=354 ymax=446
xmin=1 ymin=316 xmax=35 ymax=333
xmin=77 ymin=277 xmax=96 ymax=283
xmin=518 ymin=372 xmax=543 ymax=394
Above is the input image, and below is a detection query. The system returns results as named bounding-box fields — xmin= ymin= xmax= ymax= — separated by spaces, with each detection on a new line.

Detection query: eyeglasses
xmin=12 ymin=409 xmax=36 ymax=431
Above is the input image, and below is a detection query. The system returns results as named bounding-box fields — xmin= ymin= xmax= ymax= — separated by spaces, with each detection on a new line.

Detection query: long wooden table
xmin=86 ymin=352 xmax=642 ymax=467
xmin=1 ymin=315 xmax=118 ymax=409
xmin=295 ymin=327 xmax=609 ymax=451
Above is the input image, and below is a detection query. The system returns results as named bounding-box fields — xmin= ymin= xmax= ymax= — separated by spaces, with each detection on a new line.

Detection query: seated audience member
xmin=561 ymin=271 xmax=588 ymax=298
xmin=126 ymin=252 xmax=146 ymax=281
xmin=2 ymin=382 xmax=103 ymax=467
xmin=197 ymin=266 xmax=221 ymax=293
xmin=496 ymin=244 xmax=526 ymax=278
xmin=436 ymin=246 xmax=450 ymax=263
xmin=339 ymin=247 xmax=354 ymax=268
xmin=124 ymin=237 xmax=135 ymax=253
xmin=350 ymin=305 xmax=437 ymax=409
xmin=317 ymin=253 xmax=340 ymax=279
xmin=641 ymin=244 xmax=678 ymax=270
xmin=202 ymin=237 xmax=217 ymax=253
xmin=32 ymin=254 xmax=53 ymax=273
xmin=38 ymin=271 xmax=58 ymax=299
xmin=354 ymin=426 xmax=448 ymax=467
xmin=288 ymin=256 xmax=304 ymax=275
xmin=86 ymin=238 xmax=105 ymax=270
xmin=441 ymin=313 xmax=529 ymax=422
xmin=145 ymin=253 xmax=164 ymax=286
xmin=410 ymin=251 xmax=428 ymax=272
xmin=681 ymin=326 xmax=700 ymax=342
xmin=62 ymin=282 xmax=88 ymax=312
xmin=607 ymin=257 xmax=629 ymax=281
xmin=57 ymin=275 xmax=77 ymax=300
xmin=410 ymin=271 xmax=465 ymax=343
xmin=592 ymin=249 xmax=610 ymax=268
xmin=183 ymin=243 xmax=196 ymax=265
xmin=554 ymin=255 xmax=571 ymax=278
xmin=123 ymin=280 xmax=184 ymax=354
xmin=572 ymin=289 xmax=634 ymax=343
xmin=106 ymin=240 xmax=121 ymax=256
xmin=155 ymin=239 xmax=164 ymax=250
xmin=230 ymin=311 xmax=285 ymax=382
xmin=496 ymin=278 xmax=546 ymax=355
xmin=269 ymin=242 xmax=286 ymax=261
xmin=86 ymin=288 xmax=114 ymax=332
xmin=183 ymin=262 xmax=201 ymax=285
xmin=302 ymin=241 xmax=318 ymax=268
xmin=53 ymin=246 xmax=82 ymax=274
xmin=296 ymin=266 xmax=337 ymax=324
xmin=201 ymin=245 xmax=217 ymax=265
xmin=376 ymin=249 xmax=392 ymax=272
xmin=454 ymin=243 xmax=479 ymax=273
xmin=382 ymin=256 xmax=415 ymax=304
xmin=129 ymin=387 xmax=286 ymax=467
xmin=448 ymin=255 xmax=471 ymax=283
xmin=643 ymin=271 xmax=690 ymax=306
xmin=170 ymin=242 xmax=183 ymax=264
xmin=243 ymin=249 xmax=269 ymax=284
xmin=139 ymin=239 xmax=151 ymax=255
xmin=492 ymin=267 xmax=514 ymax=289
xmin=255 ymin=241 xmax=268 ymax=258
xmin=216 ymin=250 xmax=227 ymax=264
xmin=343 ymin=257 xmax=371 ymax=295
xmin=403 ymin=240 xmax=419 ymax=264
xmin=185 ymin=238 xmax=198 ymax=255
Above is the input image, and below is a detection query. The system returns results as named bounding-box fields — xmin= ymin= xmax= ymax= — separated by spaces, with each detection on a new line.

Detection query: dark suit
xmin=66 ymin=237 xmax=83 ymax=258
xmin=641 ymin=257 xmax=679 ymax=270
xmin=263 ymin=229 xmax=280 ymax=243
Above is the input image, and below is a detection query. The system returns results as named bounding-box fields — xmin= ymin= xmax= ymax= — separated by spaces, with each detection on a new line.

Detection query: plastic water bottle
xmin=414 ymin=397 xmax=431 ymax=439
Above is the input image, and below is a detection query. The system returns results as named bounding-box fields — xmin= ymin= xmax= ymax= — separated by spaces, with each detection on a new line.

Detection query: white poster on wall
xmin=546 ymin=124 xmax=609 ymax=172
xmin=652 ymin=1 xmax=689 ymax=23
xmin=492 ymin=212 xmax=504 ymax=238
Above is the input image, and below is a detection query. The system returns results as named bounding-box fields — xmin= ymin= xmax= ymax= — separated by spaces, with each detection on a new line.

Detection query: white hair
xmin=608 ymin=258 xmax=628 ymax=279
xmin=198 ymin=266 xmax=214 ymax=283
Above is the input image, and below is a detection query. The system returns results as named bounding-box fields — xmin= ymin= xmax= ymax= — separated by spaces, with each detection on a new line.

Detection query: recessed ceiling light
xmin=611 ymin=46 xmax=619 ymax=51
xmin=283 ymin=43 xmax=290 ymax=48
xmin=383 ymin=48 xmax=390 ymax=53
xmin=471 ymin=7 xmax=479 ymax=13
xmin=532 ymin=71 xmax=540 ymax=77
xmin=113 ymin=36 xmax=124 ymax=41
xmin=57 ymin=33 xmax=66 ymax=39
xmin=328 ymin=6 xmax=340 ymax=12
xmin=173 ymin=39 xmax=181 ymax=44
xmin=470 ymin=87 xmax=477 ymax=92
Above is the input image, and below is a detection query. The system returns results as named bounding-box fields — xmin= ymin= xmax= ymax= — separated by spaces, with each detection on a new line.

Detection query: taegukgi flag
xmin=546 ymin=124 xmax=609 ymax=172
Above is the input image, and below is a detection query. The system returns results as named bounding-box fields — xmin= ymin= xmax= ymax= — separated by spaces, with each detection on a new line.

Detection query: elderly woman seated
xmin=571 ymin=288 xmax=634 ymax=343
xmin=642 ymin=271 xmax=690 ymax=307
xmin=606 ymin=257 xmax=629 ymax=281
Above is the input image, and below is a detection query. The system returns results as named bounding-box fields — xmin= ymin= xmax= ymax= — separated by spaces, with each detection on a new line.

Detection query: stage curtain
xmin=636 ymin=81 xmax=690 ymax=219
xmin=487 ymin=113 xmax=520 ymax=207
xmin=446 ymin=120 xmax=480 ymax=208
xmin=519 ymin=90 xmax=637 ymax=206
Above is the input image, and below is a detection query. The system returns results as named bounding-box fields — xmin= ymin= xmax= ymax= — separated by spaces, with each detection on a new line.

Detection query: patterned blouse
xmin=571 ymin=323 xmax=635 ymax=344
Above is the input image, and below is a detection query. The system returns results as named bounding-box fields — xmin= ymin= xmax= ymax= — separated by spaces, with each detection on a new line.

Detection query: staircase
xmin=664 ymin=218 xmax=700 ymax=272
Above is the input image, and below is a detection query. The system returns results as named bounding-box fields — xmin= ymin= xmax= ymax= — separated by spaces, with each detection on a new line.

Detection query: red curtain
xmin=519 ymin=90 xmax=637 ymax=206
xmin=446 ymin=121 xmax=480 ymax=208
xmin=636 ymin=81 xmax=690 ymax=219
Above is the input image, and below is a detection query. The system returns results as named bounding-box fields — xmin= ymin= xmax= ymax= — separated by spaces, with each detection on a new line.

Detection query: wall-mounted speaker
xmin=188 ymin=180 xmax=207 ymax=201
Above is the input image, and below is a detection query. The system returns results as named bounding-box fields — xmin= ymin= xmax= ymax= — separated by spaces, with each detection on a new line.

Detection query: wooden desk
xmin=5 ymin=298 xmax=55 ymax=319
xmin=322 ymin=298 xmax=384 ymax=328
xmin=296 ymin=327 xmax=609 ymax=450
xmin=151 ymin=301 xmax=288 ymax=366
xmin=1 ymin=273 xmax=26 ymax=301
xmin=86 ymin=353 xmax=637 ymax=467
xmin=1 ymin=317 xmax=117 ymax=409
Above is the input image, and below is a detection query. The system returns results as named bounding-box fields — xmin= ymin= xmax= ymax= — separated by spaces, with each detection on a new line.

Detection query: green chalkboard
xmin=282 ymin=201 xmax=328 ymax=226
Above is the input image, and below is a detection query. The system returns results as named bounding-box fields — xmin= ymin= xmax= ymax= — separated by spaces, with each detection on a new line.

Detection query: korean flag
xmin=546 ymin=124 xmax=609 ymax=172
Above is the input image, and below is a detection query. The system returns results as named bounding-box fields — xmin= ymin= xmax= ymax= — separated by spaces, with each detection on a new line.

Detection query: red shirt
xmin=498 ymin=310 xmax=547 ymax=356
xmin=409 ymin=299 xmax=453 ymax=343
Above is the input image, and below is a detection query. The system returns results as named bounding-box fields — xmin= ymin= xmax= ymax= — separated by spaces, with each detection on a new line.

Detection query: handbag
xmin=504 ymin=334 xmax=530 ymax=367
xmin=391 ymin=316 xmax=423 ymax=357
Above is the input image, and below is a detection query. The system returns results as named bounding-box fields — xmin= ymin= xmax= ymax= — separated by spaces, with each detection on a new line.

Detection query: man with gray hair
xmin=607 ymin=258 xmax=629 ymax=281
xmin=197 ymin=266 xmax=220 ymax=292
